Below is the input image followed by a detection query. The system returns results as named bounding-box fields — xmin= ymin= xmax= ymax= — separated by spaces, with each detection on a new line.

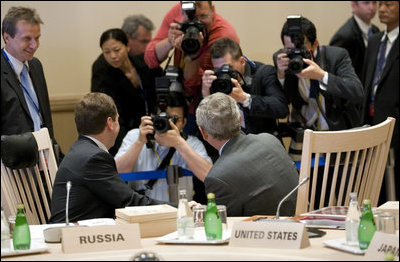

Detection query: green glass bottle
xmin=13 ymin=204 xmax=31 ymax=250
xmin=204 ymin=193 xmax=222 ymax=240
xmin=358 ymin=199 xmax=376 ymax=250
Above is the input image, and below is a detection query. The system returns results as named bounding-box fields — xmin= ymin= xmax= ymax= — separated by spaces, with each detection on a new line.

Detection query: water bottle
xmin=358 ymin=199 xmax=376 ymax=250
xmin=1 ymin=207 xmax=11 ymax=252
xmin=204 ymin=193 xmax=222 ymax=240
xmin=345 ymin=192 xmax=360 ymax=247
xmin=176 ymin=189 xmax=194 ymax=239
xmin=13 ymin=204 xmax=31 ymax=250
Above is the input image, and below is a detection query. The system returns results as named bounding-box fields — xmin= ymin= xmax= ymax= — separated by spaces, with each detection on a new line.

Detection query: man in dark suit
xmin=330 ymin=1 xmax=379 ymax=79
xmin=50 ymin=93 xmax=163 ymax=223
xmin=195 ymin=93 xmax=299 ymax=217
xmin=274 ymin=16 xmax=364 ymax=132
xmin=1 ymin=6 xmax=62 ymax=161
xmin=361 ymin=1 xmax=399 ymax=203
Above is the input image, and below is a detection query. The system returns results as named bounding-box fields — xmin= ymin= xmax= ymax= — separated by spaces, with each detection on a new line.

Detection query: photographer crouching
xmin=115 ymin=69 xmax=212 ymax=202
xmin=202 ymin=38 xmax=289 ymax=138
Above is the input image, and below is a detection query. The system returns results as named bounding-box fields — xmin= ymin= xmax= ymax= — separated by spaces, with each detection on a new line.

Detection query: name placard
xmin=229 ymin=221 xmax=310 ymax=249
xmin=364 ymin=232 xmax=399 ymax=261
xmin=61 ymin=224 xmax=141 ymax=253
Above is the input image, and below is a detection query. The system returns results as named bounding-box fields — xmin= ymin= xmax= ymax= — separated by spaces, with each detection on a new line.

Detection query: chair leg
xmin=385 ymin=148 xmax=396 ymax=201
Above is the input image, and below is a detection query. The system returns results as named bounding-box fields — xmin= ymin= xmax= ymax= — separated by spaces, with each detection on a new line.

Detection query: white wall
xmin=1 ymin=1 xmax=384 ymax=98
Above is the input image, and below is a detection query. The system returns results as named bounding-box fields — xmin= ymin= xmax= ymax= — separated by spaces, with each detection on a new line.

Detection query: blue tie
xmin=20 ymin=64 xmax=41 ymax=131
xmin=369 ymin=35 xmax=388 ymax=117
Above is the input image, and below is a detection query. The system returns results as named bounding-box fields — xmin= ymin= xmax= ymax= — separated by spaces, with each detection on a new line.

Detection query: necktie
xmin=21 ymin=64 xmax=41 ymax=131
xmin=369 ymin=35 xmax=388 ymax=117
xmin=367 ymin=27 xmax=374 ymax=39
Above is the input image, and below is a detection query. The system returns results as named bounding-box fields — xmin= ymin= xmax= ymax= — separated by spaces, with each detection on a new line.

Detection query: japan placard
xmin=61 ymin=224 xmax=141 ymax=253
xmin=229 ymin=221 xmax=310 ymax=249
xmin=364 ymin=231 xmax=399 ymax=261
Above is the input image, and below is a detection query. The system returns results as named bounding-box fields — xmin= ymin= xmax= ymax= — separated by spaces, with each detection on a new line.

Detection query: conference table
xmin=1 ymin=217 xmax=377 ymax=261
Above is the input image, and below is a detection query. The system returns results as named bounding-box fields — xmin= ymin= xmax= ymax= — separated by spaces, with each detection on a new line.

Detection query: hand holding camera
xmin=154 ymin=118 xmax=183 ymax=148
xmin=201 ymin=69 xmax=217 ymax=97
xmin=296 ymin=58 xmax=325 ymax=81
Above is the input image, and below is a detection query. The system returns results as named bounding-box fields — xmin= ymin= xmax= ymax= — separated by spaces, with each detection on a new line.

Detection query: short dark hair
xmin=99 ymin=28 xmax=128 ymax=48
xmin=166 ymin=92 xmax=189 ymax=119
xmin=2 ymin=6 xmax=43 ymax=38
xmin=75 ymin=93 xmax=117 ymax=135
xmin=210 ymin=37 xmax=242 ymax=60
xmin=280 ymin=16 xmax=317 ymax=46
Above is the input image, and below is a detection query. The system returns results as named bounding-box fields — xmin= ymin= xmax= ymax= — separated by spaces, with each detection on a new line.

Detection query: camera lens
xmin=210 ymin=78 xmax=233 ymax=95
xmin=181 ymin=26 xmax=201 ymax=55
xmin=153 ymin=118 xmax=168 ymax=133
xmin=288 ymin=56 xmax=304 ymax=74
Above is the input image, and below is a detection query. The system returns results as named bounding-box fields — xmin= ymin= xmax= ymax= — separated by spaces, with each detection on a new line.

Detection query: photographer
xmin=274 ymin=16 xmax=364 ymax=132
xmin=202 ymin=38 xmax=288 ymax=136
xmin=115 ymin=92 xmax=212 ymax=202
xmin=144 ymin=1 xmax=239 ymax=135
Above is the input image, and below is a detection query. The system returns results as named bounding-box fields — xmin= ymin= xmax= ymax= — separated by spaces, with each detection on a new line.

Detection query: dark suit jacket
xmin=275 ymin=45 xmax=364 ymax=131
xmin=205 ymin=133 xmax=299 ymax=216
xmin=330 ymin=17 xmax=380 ymax=78
xmin=361 ymin=32 xmax=399 ymax=152
xmin=1 ymin=49 xmax=55 ymax=140
xmin=91 ymin=54 xmax=163 ymax=155
xmin=50 ymin=136 xmax=162 ymax=223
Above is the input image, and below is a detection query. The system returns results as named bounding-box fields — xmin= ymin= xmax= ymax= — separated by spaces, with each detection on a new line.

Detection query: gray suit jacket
xmin=205 ymin=133 xmax=299 ymax=216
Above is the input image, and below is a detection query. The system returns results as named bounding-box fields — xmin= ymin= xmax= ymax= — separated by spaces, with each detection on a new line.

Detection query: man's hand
xmin=155 ymin=119 xmax=184 ymax=148
xmin=202 ymin=69 xmax=217 ymax=97
xmin=297 ymin=58 xmax=325 ymax=81
xmin=230 ymin=78 xmax=248 ymax=103
xmin=276 ymin=52 xmax=289 ymax=79
xmin=138 ymin=116 xmax=154 ymax=144
xmin=168 ymin=22 xmax=184 ymax=49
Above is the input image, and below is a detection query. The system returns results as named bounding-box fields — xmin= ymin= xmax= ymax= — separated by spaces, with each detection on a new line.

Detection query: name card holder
xmin=62 ymin=224 xmax=141 ymax=253
xmin=229 ymin=221 xmax=310 ymax=249
xmin=364 ymin=231 xmax=399 ymax=261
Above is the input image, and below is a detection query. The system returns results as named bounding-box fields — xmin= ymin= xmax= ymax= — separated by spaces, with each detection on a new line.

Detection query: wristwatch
xmin=241 ymin=93 xmax=252 ymax=108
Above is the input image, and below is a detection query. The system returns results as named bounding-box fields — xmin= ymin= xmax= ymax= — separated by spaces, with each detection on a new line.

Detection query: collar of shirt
xmin=353 ymin=14 xmax=371 ymax=38
xmin=83 ymin=135 xmax=109 ymax=152
xmin=3 ymin=48 xmax=29 ymax=81
xmin=219 ymin=139 xmax=230 ymax=156
xmin=383 ymin=26 xmax=399 ymax=44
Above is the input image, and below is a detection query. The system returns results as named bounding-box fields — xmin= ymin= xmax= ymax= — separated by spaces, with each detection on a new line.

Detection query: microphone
xmin=44 ymin=181 xmax=83 ymax=243
xmin=275 ymin=177 xmax=309 ymax=220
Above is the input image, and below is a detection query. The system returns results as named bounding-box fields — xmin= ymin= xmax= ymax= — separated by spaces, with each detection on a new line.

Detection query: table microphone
xmin=275 ymin=177 xmax=309 ymax=219
xmin=44 ymin=181 xmax=83 ymax=243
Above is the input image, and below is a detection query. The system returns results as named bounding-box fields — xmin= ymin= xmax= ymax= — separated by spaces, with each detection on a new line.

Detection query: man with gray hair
xmin=196 ymin=93 xmax=299 ymax=216
xmin=122 ymin=14 xmax=155 ymax=57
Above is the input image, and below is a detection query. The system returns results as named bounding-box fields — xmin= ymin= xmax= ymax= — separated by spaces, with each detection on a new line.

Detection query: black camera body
xmin=179 ymin=1 xmax=205 ymax=55
xmin=285 ymin=15 xmax=311 ymax=74
xmin=287 ymin=48 xmax=312 ymax=74
xmin=151 ymin=112 xmax=179 ymax=134
xmin=210 ymin=64 xmax=238 ymax=95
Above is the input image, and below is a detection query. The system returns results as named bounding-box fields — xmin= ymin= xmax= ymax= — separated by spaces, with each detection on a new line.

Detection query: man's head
xmin=121 ymin=14 xmax=154 ymax=56
xmin=280 ymin=16 xmax=318 ymax=53
xmin=164 ymin=92 xmax=188 ymax=131
xmin=75 ymin=93 xmax=120 ymax=147
xmin=181 ymin=1 xmax=214 ymax=31
xmin=351 ymin=1 xmax=378 ymax=24
xmin=210 ymin=37 xmax=245 ymax=75
xmin=378 ymin=1 xmax=399 ymax=32
xmin=196 ymin=92 xmax=240 ymax=141
xmin=2 ymin=6 xmax=43 ymax=62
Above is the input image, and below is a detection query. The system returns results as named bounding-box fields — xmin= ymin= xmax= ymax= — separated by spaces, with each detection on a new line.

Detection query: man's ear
xmin=198 ymin=126 xmax=208 ymax=140
xmin=106 ymin=116 xmax=114 ymax=130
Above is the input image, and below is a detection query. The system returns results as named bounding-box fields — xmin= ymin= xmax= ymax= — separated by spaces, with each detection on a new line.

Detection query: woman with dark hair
xmin=91 ymin=28 xmax=162 ymax=155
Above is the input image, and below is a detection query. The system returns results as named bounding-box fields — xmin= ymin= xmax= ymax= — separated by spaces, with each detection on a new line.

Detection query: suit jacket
xmin=275 ymin=45 xmax=364 ymax=131
xmin=1 ymin=49 xmax=55 ymax=140
xmin=91 ymin=54 xmax=163 ymax=155
xmin=50 ymin=136 xmax=162 ymax=223
xmin=361 ymin=32 xmax=399 ymax=152
xmin=330 ymin=17 xmax=380 ymax=78
xmin=205 ymin=133 xmax=299 ymax=216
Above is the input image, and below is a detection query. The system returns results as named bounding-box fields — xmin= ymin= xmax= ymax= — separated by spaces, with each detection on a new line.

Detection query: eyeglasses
xmin=197 ymin=12 xmax=212 ymax=20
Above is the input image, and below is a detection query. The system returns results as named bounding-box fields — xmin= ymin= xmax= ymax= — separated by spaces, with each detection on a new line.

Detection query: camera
xmin=210 ymin=64 xmax=239 ymax=94
xmin=285 ymin=15 xmax=311 ymax=74
xmin=147 ymin=66 xmax=184 ymax=148
xmin=179 ymin=1 xmax=205 ymax=55
xmin=151 ymin=112 xmax=179 ymax=134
